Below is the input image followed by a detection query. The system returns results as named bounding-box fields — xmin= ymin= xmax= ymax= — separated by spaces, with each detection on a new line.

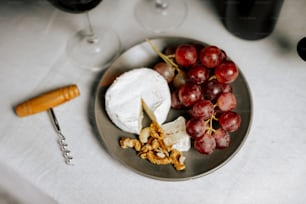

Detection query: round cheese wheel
xmin=105 ymin=68 xmax=171 ymax=134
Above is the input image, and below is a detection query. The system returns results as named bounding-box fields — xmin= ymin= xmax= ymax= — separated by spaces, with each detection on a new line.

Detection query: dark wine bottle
xmin=47 ymin=0 xmax=102 ymax=14
xmin=297 ymin=37 xmax=306 ymax=61
xmin=222 ymin=0 xmax=284 ymax=40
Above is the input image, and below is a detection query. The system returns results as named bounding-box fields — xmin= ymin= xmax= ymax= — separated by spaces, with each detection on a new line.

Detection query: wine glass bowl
xmin=67 ymin=22 xmax=121 ymax=71
xmin=47 ymin=0 xmax=102 ymax=13
xmin=47 ymin=0 xmax=121 ymax=71
xmin=135 ymin=0 xmax=187 ymax=33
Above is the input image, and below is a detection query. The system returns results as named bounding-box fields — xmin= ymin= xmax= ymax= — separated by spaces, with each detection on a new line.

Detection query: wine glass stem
xmin=85 ymin=12 xmax=98 ymax=44
xmin=155 ymin=0 xmax=168 ymax=10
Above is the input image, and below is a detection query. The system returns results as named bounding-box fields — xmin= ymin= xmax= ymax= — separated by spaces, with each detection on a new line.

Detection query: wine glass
xmin=134 ymin=0 xmax=187 ymax=33
xmin=47 ymin=0 xmax=121 ymax=71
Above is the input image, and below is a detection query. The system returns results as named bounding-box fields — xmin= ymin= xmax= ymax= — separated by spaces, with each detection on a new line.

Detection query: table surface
xmin=1 ymin=0 xmax=306 ymax=203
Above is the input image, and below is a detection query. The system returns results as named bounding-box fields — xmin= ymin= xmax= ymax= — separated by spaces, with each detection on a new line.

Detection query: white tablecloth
xmin=1 ymin=0 xmax=306 ymax=203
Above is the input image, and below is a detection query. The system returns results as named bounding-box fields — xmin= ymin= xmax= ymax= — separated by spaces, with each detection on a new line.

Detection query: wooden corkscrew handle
xmin=15 ymin=84 xmax=80 ymax=117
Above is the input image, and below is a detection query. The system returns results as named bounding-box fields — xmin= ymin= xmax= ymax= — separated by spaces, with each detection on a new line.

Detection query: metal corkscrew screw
xmin=48 ymin=108 xmax=73 ymax=165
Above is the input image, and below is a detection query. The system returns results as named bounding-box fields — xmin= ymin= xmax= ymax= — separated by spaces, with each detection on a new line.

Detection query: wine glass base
xmin=135 ymin=0 xmax=187 ymax=33
xmin=67 ymin=27 xmax=121 ymax=71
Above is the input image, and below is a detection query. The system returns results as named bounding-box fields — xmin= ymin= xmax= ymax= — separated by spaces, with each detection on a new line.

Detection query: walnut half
xmin=119 ymin=121 xmax=186 ymax=171
xmin=119 ymin=138 xmax=141 ymax=151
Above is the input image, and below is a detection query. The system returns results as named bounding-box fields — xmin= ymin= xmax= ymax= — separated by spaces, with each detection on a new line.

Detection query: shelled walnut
xmin=119 ymin=121 xmax=186 ymax=171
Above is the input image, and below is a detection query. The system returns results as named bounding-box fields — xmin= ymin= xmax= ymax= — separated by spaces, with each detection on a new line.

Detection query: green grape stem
xmin=208 ymin=75 xmax=216 ymax=81
xmin=204 ymin=112 xmax=218 ymax=135
xmin=146 ymin=38 xmax=181 ymax=72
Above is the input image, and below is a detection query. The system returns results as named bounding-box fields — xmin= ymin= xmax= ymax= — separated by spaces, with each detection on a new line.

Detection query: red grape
xmin=175 ymin=44 xmax=197 ymax=67
xmin=178 ymin=83 xmax=203 ymax=107
xmin=221 ymin=83 xmax=232 ymax=93
xmin=163 ymin=46 xmax=176 ymax=55
xmin=173 ymin=71 xmax=187 ymax=88
xmin=219 ymin=111 xmax=241 ymax=132
xmin=213 ymin=128 xmax=230 ymax=149
xmin=215 ymin=61 xmax=239 ymax=84
xmin=171 ymin=89 xmax=184 ymax=109
xmin=194 ymin=133 xmax=216 ymax=154
xmin=217 ymin=92 xmax=237 ymax=111
xmin=200 ymin=46 xmax=223 ymax=68
xmin=220 ymin=50 xmax=227 ymax=62
xmin=186 ymin=118 xmax=207 ymax=139
xmin=203 ymin=79 xmax=224 ymax=101
xmin=189 ymin=99 xmax=214 ymax=120
xmin=187 ymin=64 xmax=210 ymax=84
xmin=153 ymin=62 xmax=175 ymax=83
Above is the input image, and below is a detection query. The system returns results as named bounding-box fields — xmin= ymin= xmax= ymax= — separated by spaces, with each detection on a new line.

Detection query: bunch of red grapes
xmin=152 ymin=42 xmax=241 ymax=155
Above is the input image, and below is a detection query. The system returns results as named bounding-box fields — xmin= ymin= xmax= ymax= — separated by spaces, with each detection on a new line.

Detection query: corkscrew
xmin=48 ymin=108 xmax=73 ymax=165
xmin=15 ymin=84 xmax=80 ymax=165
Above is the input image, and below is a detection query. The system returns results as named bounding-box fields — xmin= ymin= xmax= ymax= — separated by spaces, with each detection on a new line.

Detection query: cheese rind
xmin=162 ymin=116 xmax=191 ymax=152
xmin=105 ymin=68 xmax=171 ymax=134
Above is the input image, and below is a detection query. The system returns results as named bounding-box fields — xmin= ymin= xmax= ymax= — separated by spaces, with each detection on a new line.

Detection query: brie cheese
xmin=105 ymin=68 xmax=171 ymax=134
